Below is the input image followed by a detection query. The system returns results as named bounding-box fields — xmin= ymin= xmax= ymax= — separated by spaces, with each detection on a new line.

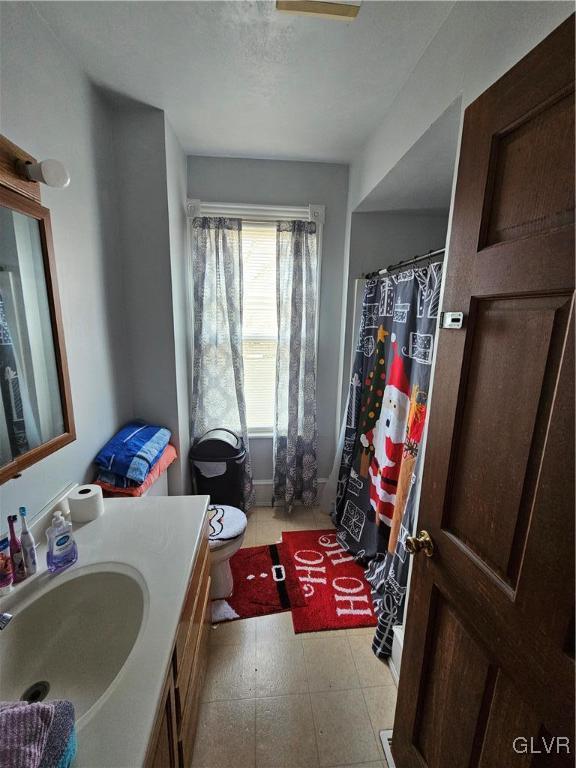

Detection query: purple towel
xmin=0 ymin=701 xmax=54 ymax=768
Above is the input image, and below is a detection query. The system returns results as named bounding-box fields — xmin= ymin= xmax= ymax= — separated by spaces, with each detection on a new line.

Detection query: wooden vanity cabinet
xmin=146 ymin=532 xmax=211 ymax=768
xmin=148 ymin=674 xmax=179 ymax=768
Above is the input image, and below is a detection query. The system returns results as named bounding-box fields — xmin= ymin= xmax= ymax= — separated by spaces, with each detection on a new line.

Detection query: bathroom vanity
xmin=0 ymin=494 xmax=211 ymax=767
xmin=145 ymin=507 xmax=211 ymax=768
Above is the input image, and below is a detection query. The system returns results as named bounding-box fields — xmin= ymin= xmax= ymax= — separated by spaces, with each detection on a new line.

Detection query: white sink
xmin=0 ymin=565 xmax=146 ymax=721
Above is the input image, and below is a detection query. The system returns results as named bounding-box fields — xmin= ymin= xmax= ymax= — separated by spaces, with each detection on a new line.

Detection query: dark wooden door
xmin=393 ymin=16 xmax=575 ymax=768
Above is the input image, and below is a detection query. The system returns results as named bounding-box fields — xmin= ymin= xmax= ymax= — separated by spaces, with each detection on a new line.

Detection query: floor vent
xmin=379 ymin=730 xmax=396 ymax=768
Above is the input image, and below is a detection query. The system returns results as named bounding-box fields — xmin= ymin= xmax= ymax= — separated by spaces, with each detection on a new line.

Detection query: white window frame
xmin=187 ymin=200 xmax=324 ymax=438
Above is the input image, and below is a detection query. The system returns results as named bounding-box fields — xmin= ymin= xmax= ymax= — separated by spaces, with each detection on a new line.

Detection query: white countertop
xmin=1 ymin=494 xmax=210 ymax=768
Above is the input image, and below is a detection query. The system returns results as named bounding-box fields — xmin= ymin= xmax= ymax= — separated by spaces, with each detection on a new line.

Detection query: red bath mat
xmin=211 ymin=543 xmax=306 ymax=623
xmin=281 ymin=529 xmax=377 ymax=633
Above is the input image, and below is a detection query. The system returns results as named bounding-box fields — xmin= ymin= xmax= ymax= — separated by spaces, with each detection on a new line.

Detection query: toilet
xmin=208 ymin=504 xmax=247 ymax=599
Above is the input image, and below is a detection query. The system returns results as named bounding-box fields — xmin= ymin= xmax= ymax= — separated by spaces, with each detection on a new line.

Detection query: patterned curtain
xmin=190 ymin=217 xmax=255 ymax=509
xmin=333 ymin=261 xmax=443 ymax=657
xmin=273 ymin=221 xmax=318 ymax=509
xmin=366 ymin=449 xmax=423 ymax=658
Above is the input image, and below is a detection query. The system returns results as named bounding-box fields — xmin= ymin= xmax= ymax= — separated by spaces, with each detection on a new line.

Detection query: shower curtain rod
xmin=365 ymin=247 xmax=445 ymax=279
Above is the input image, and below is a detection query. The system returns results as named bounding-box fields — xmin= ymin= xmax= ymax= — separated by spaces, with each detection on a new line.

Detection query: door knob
xmin=405 ymin=530 xmax=435 ymax=557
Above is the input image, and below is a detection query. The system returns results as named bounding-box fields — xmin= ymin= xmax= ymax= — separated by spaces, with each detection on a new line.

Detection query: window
xmin=189 ymin=199 xmax=323 ymax=436
xmin=242 ymin=222 xmax=277 ymax=433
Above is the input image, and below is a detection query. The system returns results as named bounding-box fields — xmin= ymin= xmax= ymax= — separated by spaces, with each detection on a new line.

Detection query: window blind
xmin=242 ymin=222 xmax=277 ymax=432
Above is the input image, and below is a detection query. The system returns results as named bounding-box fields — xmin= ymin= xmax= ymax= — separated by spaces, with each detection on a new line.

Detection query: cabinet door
xmin=148 ymin=673 xmax=179 ymax=768
xmin=176 ymin=538 xmax=210 ymax=705
xmin=179 ymin=578 xmax=211 ymax=768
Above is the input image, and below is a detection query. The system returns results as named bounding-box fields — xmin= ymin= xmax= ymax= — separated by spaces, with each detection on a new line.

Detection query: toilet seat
xmin=207 ymin=504 xmax=247 ymax=599
xmin=208 ymin=504 xmax=247 ymax=550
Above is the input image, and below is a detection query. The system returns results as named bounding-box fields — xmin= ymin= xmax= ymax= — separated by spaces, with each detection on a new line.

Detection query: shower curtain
xmin=333 ymin=261 xmax=443 ymax=657
xmin=0 ymin=290 xmax=41 ymax=461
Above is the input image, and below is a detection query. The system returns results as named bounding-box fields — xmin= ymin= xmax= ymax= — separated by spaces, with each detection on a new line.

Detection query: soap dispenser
xmin=46 ymin=511 xmax=78 ymax=574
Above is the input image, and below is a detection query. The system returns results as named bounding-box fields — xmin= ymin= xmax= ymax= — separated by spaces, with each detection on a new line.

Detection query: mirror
xmin=0 ymin=184 xmax=74 ymax=482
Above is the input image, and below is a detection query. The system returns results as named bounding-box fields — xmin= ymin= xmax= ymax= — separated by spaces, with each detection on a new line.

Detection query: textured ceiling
xmin=35 ymin=1 xmax=454 ymax=162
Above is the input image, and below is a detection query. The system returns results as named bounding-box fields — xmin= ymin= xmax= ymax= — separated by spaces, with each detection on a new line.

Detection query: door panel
xmin=478 ymin=673 xmax=542 ymax=768
xmin=484 ymin=90 xmax=574 ymax=246
xmin=445 ymin=294 xmax=572 ymax=587
xmin=415 ymin=590 xmax=492 ymax=768
xmin=393 ymin=15 xmax=574 ymax=768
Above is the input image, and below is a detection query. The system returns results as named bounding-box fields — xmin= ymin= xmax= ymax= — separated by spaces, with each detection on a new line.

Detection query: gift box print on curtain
xmin=333 ymin=261 xmax=443 ymax=657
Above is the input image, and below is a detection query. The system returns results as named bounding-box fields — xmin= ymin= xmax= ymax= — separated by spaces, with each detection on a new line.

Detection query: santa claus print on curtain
xmin=359 ymin=329 xmax=412 ymax=529
xmin=333 ymin=260 xmax=443 ymax=657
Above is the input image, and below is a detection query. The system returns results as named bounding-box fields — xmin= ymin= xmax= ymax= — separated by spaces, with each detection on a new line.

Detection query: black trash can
xmin=189 ymin=428 xmax=246 ymax=510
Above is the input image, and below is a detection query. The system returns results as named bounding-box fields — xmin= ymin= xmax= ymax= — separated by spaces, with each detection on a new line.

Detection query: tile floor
xmin=192 ymin=507 xmax=396 ymax=768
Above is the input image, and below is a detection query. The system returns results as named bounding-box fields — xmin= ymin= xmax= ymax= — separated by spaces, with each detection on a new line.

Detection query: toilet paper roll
xmin=68 ymin=484 xmax=105 ymax=523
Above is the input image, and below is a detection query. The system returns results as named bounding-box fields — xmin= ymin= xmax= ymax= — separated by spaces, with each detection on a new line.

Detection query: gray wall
xmin=0 ymin=6 xmax=192 ymax=526
xmin=164 ymin=121 xmax=192 ymax=494
xmin=0 ymin=3 xmax=133 ymax=528
xmin=108 ymin=96 xmax=190 ymax=495
xmin=187 ymin=155 xmax=349 ymax=482
xmin=348 ymin=2 xmax=573 ymax=210
xmin=340 ymin=212 xmax=449 ymax=411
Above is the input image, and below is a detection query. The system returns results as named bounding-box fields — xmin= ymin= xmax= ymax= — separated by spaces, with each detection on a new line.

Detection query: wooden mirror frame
xmin=0 ymin=137 xmax=75 ymax=484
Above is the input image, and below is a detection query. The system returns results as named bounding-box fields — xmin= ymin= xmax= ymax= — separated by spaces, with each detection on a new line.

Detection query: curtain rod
xmin=365 ymin=248 xmax=445 ymax=279
xmin=187 ymin=199 xmax=326 ymax=224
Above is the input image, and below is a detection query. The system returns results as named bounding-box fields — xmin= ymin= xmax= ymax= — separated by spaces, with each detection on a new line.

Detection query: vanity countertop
xmin=2 ymin=494 xmax=210 ymax=768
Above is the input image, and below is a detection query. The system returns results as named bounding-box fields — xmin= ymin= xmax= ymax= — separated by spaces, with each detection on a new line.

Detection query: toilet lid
xmin=208 ymin=504 xmax=247 ymax=549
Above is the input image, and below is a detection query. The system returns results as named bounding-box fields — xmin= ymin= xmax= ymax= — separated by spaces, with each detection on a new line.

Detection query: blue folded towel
xmin=94 ymin=421 xmax=171 ymax=485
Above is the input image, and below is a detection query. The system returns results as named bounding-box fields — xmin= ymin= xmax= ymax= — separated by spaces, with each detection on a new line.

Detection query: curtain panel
xmin=273 ymin=220 xmax=319 ymax=509
xmin=190 ymin=216 xmax=255 ymax=509
xmin=333 ymin=261 xmax=443 ymax=657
